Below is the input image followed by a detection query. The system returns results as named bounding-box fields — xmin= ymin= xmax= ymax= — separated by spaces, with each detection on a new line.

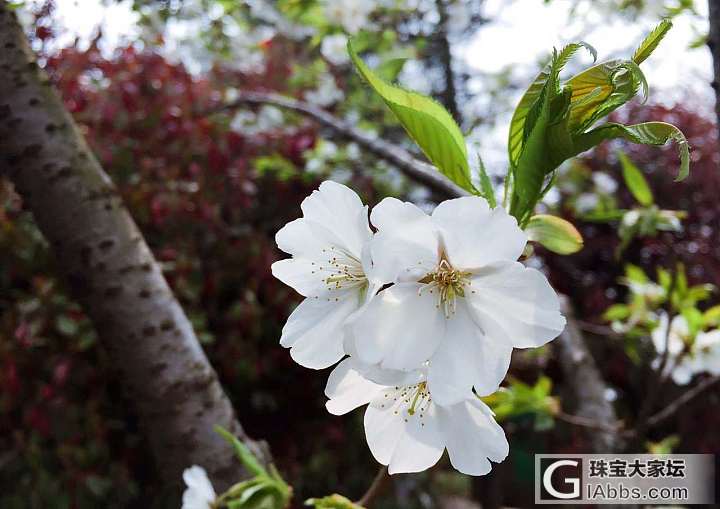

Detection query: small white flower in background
xmin=651 ymin=313 xmax=693 ymax=385
xmin=574 ymin=193 xmax=599 ymax=214
xmin=627 ymin=280 xmax=665 ymax=301
xmin=325 ymin=358 xmax=508 ymax=475
xmin=230 ymin=106 xmax=287 ymax=136
xmin=652 ymin=312 xmax=689 ymax=357
xmin=305 ymin=73 xmax=345 ymax=107
xmin=592 ymin=172 xmax=618 ymax=194
xmin=182 ymin=466 xmax=216 ymax=509
xmin=272 ymin=181 xmax=379 ymax=369
xmin=621 ymin=209 xmax=641 ymax=228
xmin=688 ymin=329 xmax=720 ymax=377
xmin=323 ymin=0 xmax=376 ymax=34
xmin=351 ymin=196 xmax=566 ymax=405
xmin=652 ymin=313 xmax=720 ymax=385
xmin=321 ymin=33 xmax=350 ymax=66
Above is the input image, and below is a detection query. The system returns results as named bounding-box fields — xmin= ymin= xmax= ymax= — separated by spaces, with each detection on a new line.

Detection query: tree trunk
xmin=709 ymin=0 xmax=720 ymax=131
xmin=0 ymin=2 xmax=267 ymax=495
xmin=435 ymin=0 xmax=461 ymax=124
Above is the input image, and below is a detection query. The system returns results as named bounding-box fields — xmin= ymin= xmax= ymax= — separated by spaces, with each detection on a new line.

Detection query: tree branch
xmin=0 ymin=2 xmax=269 ymax=495
xmin=213 ymin=90 xmax=623 ymax=452
xmin=209 ymin=91 xmax=468 ymax=199
xmin=708 ymin=0 xmax=720 ymax=134
xmin=434 ymin=0 xmax=461 ymax=123
xmin=644 ymin=375 xmax=720 ymax=429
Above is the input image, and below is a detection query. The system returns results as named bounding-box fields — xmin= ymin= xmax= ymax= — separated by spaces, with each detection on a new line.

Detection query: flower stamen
xmin=418 ymin=259 xmax=471 ymax=318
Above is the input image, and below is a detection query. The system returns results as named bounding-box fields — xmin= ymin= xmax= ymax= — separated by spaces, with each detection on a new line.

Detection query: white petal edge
xmin=325 ymin=358 xmax=384 ymax=415
xmin=439 ymin=398 xmax=509 ymax=476
xmin=280 ymin=292 xmax=359 ymax=369
xmin=431 ymin=197 xmax=526 ymax=270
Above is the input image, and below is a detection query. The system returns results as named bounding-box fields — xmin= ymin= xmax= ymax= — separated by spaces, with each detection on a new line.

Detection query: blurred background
xmin=1 ymin=0 xmax=719 ymax=507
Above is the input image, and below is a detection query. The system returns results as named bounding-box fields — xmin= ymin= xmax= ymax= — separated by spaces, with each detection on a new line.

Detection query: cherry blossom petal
xmin=431 ymin=197 xmax=526 ymax=270
xmin=467 ymin=262 xmax=565 ymax=348
xmin=439 ymin=399 xmax=508 ymax=476
xmin=271 ymin=258 xmax=330 ymax=297
xmin=364 ymin=389 xmax=444 ymax=474
xmin=300 ymin=181 xmax=372 ymax=256
xmin=428 ymin=302 xmax=513 ymax=405
xmin=352 ymin=283 xmax=445 ymax=370
xmin=369 ymin=198 xmax=439 ymax=283
xmin=325 ymin=358 xmax=384 ymax=415
xmin=182 ymin=466 xmax=216 ymax=509
xmin=280 ymin=291 xmax=359 ymax=369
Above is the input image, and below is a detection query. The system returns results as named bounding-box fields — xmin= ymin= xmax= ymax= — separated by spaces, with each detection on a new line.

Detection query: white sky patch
xmin=25 ymin=0 xmax=139 ymax=54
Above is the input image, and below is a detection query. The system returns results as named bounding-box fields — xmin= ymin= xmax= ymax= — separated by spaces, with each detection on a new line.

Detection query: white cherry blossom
xmin=323 ymin=0 xmax=377 ymax=34
xmin=653 ymin=313 xmax=720 ymax=385
xmin=688 ymin=329 xmax=720 ymax=378
xmin=325 ymin=358 xmax=508 ymax=475
xmin=351 ymin=196 xmax=566 ymax=406
xmin=271 ymin=181 xmax=376 ymax=369
xmin=181 ymin=466 xmax=216 ymax=509
xmin=321 ymin=33 xmax=351 ymax=66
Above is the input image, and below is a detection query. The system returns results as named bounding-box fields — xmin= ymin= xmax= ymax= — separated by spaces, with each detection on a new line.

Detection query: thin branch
xmin=645 ymin=375 xmax=720 ymax=429
xmin=634 ymin=265 xmax=679 ymax=440
xmin=357 ymin=466 xmax=389 ymax=508
xmin=207 ymin=91 xmax=468 ymax=199
xmin=555 ymin=411 xmax=626 ymax=436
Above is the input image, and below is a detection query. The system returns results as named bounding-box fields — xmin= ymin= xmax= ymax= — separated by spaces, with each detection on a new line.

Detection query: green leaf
xmin=703 ymin=305 xmax=720 ymax=327
xmin=475 ymin=153 xmax=496 ymax=208
xmin=215 ymin=426 xmax=266 ymax=477
xmin=603 ymin=303 xmax=631 ymax=321
xmin=526 ymin=214 xmax=584 ymax=254
xmin=566 ymin=60 xmax=647 ymax=133
xmin=633 ymin=19 xmax=673 ymax=65
xmin=573 ymin=122 xmax=690 ymax=181
xmin=348 ymin=40 xmax=473 ymax=192
xmin=625 ymin=264 xmax=648 ymax=283
xmin=305 ymin=494 xmax=364 ymax=509
xmin=508 ymin=42 xmax=596 ymax=167
xmin=618 ymin=151 xmax=653 ymax=206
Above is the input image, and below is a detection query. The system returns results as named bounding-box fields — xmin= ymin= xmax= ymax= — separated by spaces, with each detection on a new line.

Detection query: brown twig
xmin=644 ymin=375 xmax=720 ymax=429
xmin=206 ymin=90 xmax=468 ymax=199
xmin=555 ymin=411 xmax=627 ymax=436
xmin=633 ymin=264 xmax=679 ymax=442
xmin=356 ymin=466 xmax=389 ymax=508
xmin=576 ymin=320 xmax=621 ymax=337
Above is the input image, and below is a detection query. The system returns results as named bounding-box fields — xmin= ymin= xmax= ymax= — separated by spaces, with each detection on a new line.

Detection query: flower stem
xmin=356 ymin=466 xmax=389 ymax=508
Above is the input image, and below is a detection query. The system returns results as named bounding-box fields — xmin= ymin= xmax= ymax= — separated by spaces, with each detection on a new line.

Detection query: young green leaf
xmin=508 ymin=42 xmax=596 ymax=167
xmin=573 ymin=122 xmax=690 ymax=181
xmin=475 ymin=153 xmax=497 ymax=208
xmin=566 ymin=60 xmax=647 ymax=132
xmin=347 ymin=40 xmax=473 ymax=192
xmin=618 ymin=151 xmax=653 ymax=206
xmin=305 ymin=495 xmax=364 ymax=509
xmin=215 ymin=426 xmax=267 ymax=477
xmin=633 ymin=19 xmax=673 ymax=65
xmin=526 ymin=214 xmax=584 ymax=254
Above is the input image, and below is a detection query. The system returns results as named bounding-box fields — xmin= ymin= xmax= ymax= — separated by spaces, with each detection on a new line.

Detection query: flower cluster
xmin=272 ymin=181 xmax=566 ymax=475
xmin=651 ymin=313 xmax=720 ymax=385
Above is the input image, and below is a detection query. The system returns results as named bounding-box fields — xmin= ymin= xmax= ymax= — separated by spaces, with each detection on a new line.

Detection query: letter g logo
xmin=543 ymin=459 xmax=580 ymax=499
